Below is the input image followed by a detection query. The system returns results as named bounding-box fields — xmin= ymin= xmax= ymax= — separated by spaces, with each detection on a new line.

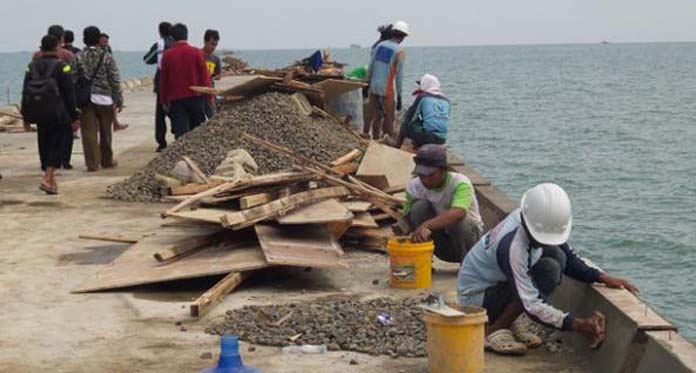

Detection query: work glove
xmin=396 ymin=95 xmax=403 ymax=111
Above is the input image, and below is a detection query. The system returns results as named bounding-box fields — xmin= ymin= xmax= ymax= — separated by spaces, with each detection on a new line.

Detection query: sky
xmin=3 ymin=0 xmax=696 ymax=52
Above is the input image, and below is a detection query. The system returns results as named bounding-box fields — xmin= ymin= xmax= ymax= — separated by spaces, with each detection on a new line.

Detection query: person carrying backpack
xmin=21 ymin=34 xmax=80 ymax=194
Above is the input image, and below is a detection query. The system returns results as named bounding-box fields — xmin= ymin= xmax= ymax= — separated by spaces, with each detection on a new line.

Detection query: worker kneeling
xmin=457 ymin=183 xmax=638 ymax=355
xmin=401 ymin=144 xmax=484 ymax=263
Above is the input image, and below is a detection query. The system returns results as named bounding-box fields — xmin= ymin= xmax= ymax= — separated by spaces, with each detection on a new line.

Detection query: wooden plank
xmin=222 ymin=186 xmax=350 ymax=229
xmin=182 ymin=156 xmax=209 ymax=184
xmin=340 ymin=200 xmax=372 ymax=212
xmin=153 ymin=230 xmax=228 ymax=262
xmin=350 ymin=211 xmax=379 ymax=228
xmin=331 ymin=162 xmax=359 ymax=175
xmin=169 ymin=181 xmax=223 ymax=196
xmin=327 ymin=220 xmax=351 ymax=240
xmin=166 ymin=208 xmax=229 ymax=224
xmin=356 ymin=142 xmax=415 ymax=190
xmin=220 ymin=76 xmax=282 ymax=97
xmin=78 ymin=234 xmax=140 ymax=244
xmin=189 ymin=86 xmax=221 ymax=95
xmin=312 ymin=78 xmax=366 ymax=97
xmin=73 ymin=228 xmax=268 ymax=293
xmin=190 ymin=272 xmax=250 ymax=317
xmin=329 ymin=149 xmax=362 ymax=167
xmin=277 ymin=199 xmax=353 ymax=224
xmin=240 ymin=192 xmax=274 ymax=209
xmin=255 ymin=224 xmax=348 ymax=268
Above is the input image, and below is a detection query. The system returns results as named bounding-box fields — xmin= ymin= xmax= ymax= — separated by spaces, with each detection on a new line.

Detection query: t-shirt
xmin=204 ymin=53 xmax=222 ymax=86
xmin=404 ymin=172 xmax=484 ymax=233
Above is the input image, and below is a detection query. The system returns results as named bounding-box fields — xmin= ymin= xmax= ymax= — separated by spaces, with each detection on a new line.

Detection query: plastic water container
xmin=201 ymin=336 xmax=261 ymax=373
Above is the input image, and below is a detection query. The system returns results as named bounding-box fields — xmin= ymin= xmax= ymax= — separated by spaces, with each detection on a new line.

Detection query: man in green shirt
xmin=401 ymin=144 xmax=484 ymax=262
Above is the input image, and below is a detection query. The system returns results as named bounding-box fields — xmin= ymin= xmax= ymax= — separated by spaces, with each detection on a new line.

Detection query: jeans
xmin=169 ymin=96 xmax=206 ymax=139
xmin=482 ymin=245 xmax=568 ymax=323
xmin=406 ymin=199 xmax=481 ymax=263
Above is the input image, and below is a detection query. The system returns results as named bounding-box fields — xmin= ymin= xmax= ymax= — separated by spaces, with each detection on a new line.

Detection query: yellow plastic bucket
xmin=386 ymin=238 xmax=434 ymax=289
xmin=423 ymin=305 xmax=488 ymax=373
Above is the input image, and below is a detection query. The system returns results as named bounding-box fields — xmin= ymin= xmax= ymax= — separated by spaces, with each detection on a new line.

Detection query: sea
xmin=2 ymin=43 xmax=695 ymax=341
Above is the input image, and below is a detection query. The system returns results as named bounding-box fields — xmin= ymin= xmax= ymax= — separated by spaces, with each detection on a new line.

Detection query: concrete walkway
xmin=0 ymin=81 xmax=588 ymax=372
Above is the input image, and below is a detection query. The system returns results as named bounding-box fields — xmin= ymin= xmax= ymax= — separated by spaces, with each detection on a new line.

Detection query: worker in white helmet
xmin=364 ymin=20 xmax=409 ymax=140
xmin=456 ymin=183 xmax=638 ymax=355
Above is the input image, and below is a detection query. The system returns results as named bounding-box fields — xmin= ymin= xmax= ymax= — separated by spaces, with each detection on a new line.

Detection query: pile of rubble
xmin=206 ymin=297 xmax=428 ymax=357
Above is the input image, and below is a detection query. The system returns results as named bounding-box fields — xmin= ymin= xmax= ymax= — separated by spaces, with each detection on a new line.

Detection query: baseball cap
xmin=413 ymin=144 xmax=447 ymax=176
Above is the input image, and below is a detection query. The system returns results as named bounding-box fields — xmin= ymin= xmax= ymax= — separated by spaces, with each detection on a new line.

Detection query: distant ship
xmin=350 ymin=44 xmax=361 ymax=49
xmin=600 ymin=41 xmax=610 ymax=45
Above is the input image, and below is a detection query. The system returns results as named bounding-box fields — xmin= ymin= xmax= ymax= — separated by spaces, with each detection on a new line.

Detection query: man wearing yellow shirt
xmin=202 ymin=29 xmax=221 ymax=119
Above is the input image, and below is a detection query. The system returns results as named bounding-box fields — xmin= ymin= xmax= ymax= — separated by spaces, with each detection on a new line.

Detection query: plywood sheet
xmin=356 ymin=142 xmax=415 ymax=190
xmin=312 ymin=78 xmax=366 ymax=97
xmin=220 ymin=76 xmax=282 ymax=97
xmin=277 ymin=199 xmax=353 ymax=224
xmin=350 ymin=212 xmax=379 ymax=228
xmin=255 ymin=224 xmax=348 ymax=268
xmin=73 ymin=228 xmax=268 ymax=293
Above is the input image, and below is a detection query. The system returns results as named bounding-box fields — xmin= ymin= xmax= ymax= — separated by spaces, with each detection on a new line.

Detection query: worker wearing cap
xmin=457 ymin=183 xmax=638 ymax=355
xmin=365 ymin=20 xmax=409 ymax=140
xmin=401 ymin=144 xmax=484 ymax=263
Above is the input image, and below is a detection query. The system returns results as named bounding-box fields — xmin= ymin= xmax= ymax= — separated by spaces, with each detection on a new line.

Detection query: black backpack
xmin=22 ymin=59 xmax=64 ymax=124
xmin=75 ymin=50 xmax=106 ymax=108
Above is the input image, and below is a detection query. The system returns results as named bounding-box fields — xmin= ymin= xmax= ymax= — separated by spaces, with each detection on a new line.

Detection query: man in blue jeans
xmin=457 ymin=183 xmax=639 ymax=355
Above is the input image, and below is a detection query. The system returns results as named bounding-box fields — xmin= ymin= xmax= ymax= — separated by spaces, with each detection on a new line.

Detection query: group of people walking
xmin=20 ymin=22 xmax=222 ymax=193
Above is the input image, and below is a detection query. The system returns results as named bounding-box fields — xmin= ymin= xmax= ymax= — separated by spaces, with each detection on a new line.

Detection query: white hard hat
xmin=392 ymin=20 xmax=410 ymax=36
xmin=520 ymin=183 xmax=572 ymax=245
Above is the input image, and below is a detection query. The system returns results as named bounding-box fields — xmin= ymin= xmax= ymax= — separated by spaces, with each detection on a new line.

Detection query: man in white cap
xmin=401 ymin=144 xmax=484 ymax=262
xmin=365 ymin=20 xmax=409 ymax=140
xmin=457 ymin=183 xmax=638 ymax=355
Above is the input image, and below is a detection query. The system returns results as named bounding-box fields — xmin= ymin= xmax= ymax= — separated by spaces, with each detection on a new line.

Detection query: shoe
xmin=102 ymin=161 xmax=118 ymax=169
xmin=156 ymin=145 xmax=166 ymax=153
xmin=62 ymin=164 xmax=74 ymax=170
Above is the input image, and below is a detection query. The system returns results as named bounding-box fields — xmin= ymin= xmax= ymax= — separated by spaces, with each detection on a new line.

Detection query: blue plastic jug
xmin=201 ymin=336 xmax=261 ymax=373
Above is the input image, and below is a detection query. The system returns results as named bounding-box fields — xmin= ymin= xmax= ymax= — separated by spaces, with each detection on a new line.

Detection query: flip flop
xmin=114 ymin=123 xmax=129 ymax=131
xmin=511 ymin=314 xmax=543 ymax=348
xmin=39 ymin=183 xmax=58 ymax=195
xmin=589 ymin=311 xmax=607 ymax=349
xmin=485 ymin=329 xmax=527 ymax=355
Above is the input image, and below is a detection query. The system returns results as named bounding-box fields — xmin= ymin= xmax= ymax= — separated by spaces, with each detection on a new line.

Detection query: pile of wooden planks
xmin=0 ymin=105 xmax=26 ymax=133
xmin=76 ymin=137 xmax=410 ymax=318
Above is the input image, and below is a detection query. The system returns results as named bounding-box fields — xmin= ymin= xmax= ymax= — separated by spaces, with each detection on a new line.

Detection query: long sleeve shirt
xmin=159 ymin=41 xmax=211 ymax=106
xmin=76 ymin=46 xmax=123 ymax=106
xmin=367 ymin=39 xmax=405 ymax=99
xmin=457 ymin=209 xmax=602 ymax=330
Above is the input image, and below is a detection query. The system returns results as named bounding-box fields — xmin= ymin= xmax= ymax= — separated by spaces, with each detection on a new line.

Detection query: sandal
xmin=485 ymin=329 xmax=527 ymax=355
xmin=511 ymin=314 xmax=543 ymax=348
xmin=39 ymin=183 xmax=58 ymax=195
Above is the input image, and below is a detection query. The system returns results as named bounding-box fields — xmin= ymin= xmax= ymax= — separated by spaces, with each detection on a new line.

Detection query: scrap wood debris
xmin=206 ymin=297 xmax=428 ymax=357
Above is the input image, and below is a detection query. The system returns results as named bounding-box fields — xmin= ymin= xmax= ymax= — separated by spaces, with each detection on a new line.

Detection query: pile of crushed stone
xmin=206 ymin=297 xmax=428 ymax=357
xmin=106 ymin=93 xmax=364 ymax=202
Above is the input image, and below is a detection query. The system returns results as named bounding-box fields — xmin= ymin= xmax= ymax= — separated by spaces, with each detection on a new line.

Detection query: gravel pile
xmin=107 ymin=93 xmax=364 ymax=202
xmin=206 ymin=297 xmax=428 ymax=357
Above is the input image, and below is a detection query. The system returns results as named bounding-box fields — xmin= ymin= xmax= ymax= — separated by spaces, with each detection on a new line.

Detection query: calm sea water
xmin=2 ymin=43 xmax=695 ymax=341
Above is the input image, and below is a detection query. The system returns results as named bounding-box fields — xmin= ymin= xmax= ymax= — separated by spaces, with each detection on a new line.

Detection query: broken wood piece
xmin=155 ymin=174 xmax=184 ymax=190
xmin=340 ymin=200 xmax=372 ymax=212
xmin=182 ymin=156 xmax=209 ymax=184
xmin=277 ymin=199 xmax=353 ymax=225
xmin=356 ymin=142 xmax=415 ymax=190
xmin=350 ymin=212 xmax=379 ymax=228
xmin=331 ymin=162 xmax=359 ymax=175
xmin=289 ymin=333 xmax=303 ymax=342
xmin=329 ymin=149 xmax=362 ymax=167
xmin=326 ymin=220 xmax=352 ymax=240
xmin=153 ymin=230 xmax=228 ymax=262
xmin=168 ymin=181 xmax=224 ymax=196
xmin=383 ymin=184 xmax=406 ymax=194
xmin=222 ymin=186 xmax=351 ymax=230
xmin=418 ymin=304 xmax=467 ymax=317
xmin=255 ymin=223 xmax=348 ymax=268
xmin=189 ymin=86 xmax=221 ymax=95
xmin=190 ymin=271 xmax=250 ymax=317
xmin=272 ymin=310 xmax=294 ymax=327
xmin=78 ymin=234 xmax=139 ymax=244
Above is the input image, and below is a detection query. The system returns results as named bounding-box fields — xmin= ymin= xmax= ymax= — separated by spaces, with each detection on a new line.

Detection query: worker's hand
xmin=411 ymin=224 xmax=432 ymax=243
xmin=396 ymin=95 xmax=403 ymax=111
xmin=599 ymin=273 xmax=639 ymax=294
xmin=573 ymin=316 xmax=603 ymax=341
xmin=23 ymin=122 xmax=35 ymax=132
xmin=70 ymin=120 xmax=80 ymax=132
